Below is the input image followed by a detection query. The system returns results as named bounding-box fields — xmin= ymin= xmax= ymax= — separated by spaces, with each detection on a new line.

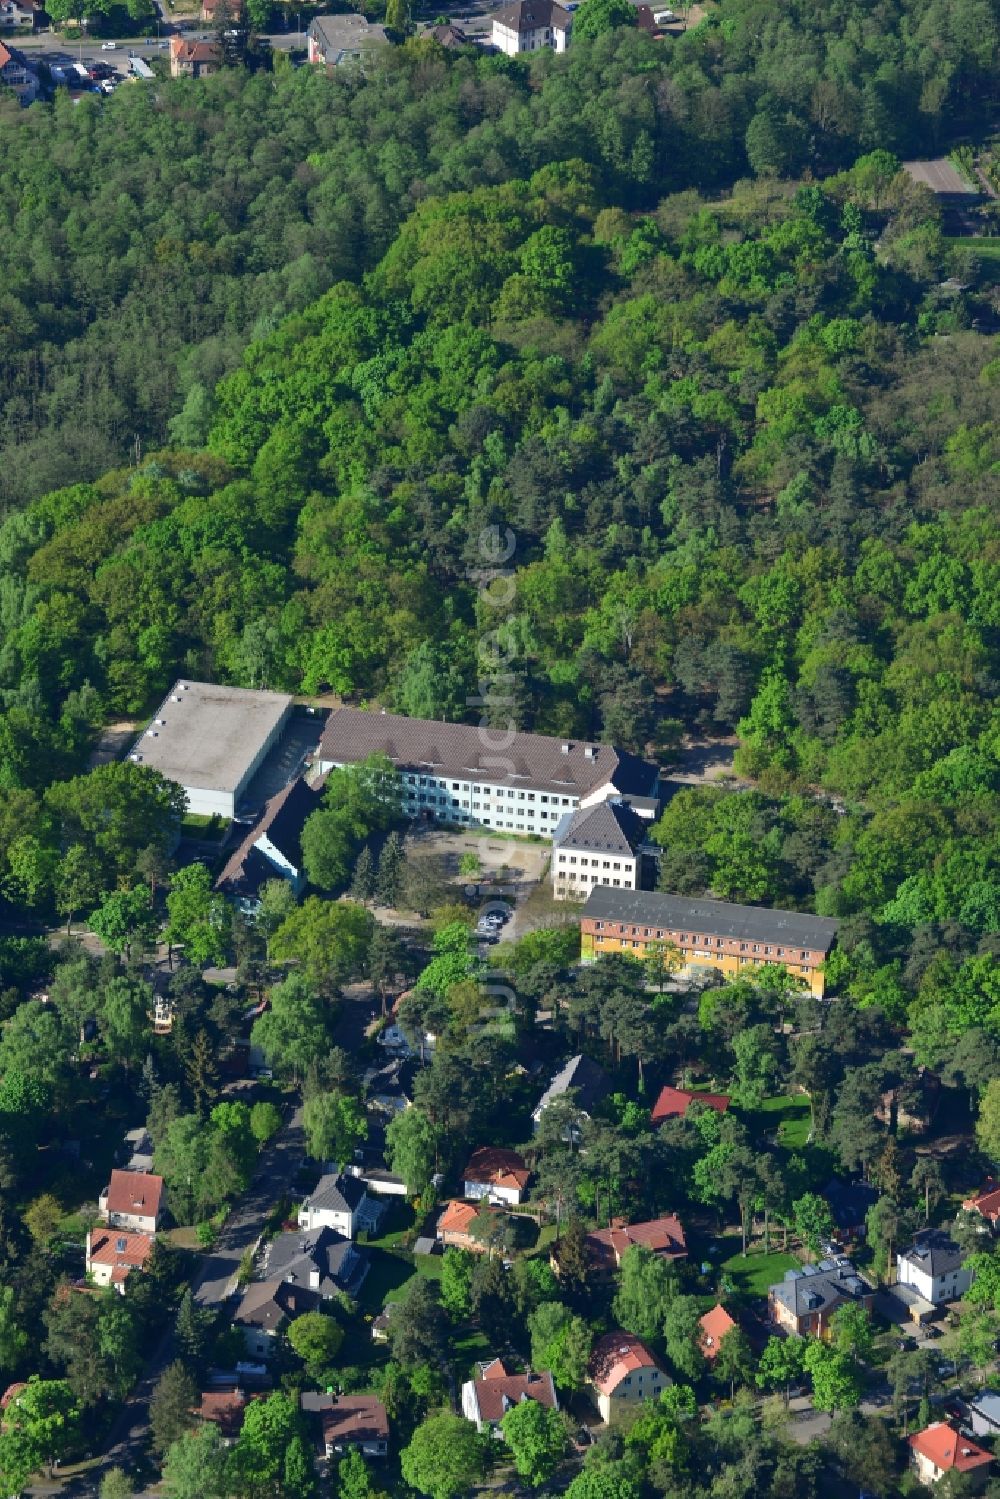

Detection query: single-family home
xmin=897 ymin=1231 xmax=972 ymax=1307
xmin=967 ymin=1391 xmax=1000 ymax=1439
xmin=436 ymin=1199 xmax=489 ymax=1252
xmin=532 ymin=1054 xmax=611 ymax=1133
xmin=196 ymin=1389 xmax=250 ymax=1444
xmin=0 ymin=1 xmax=40 ymax=30
xmin=768 ymin=1258 xmax=874 ymax=1338
xmin=234 ymin=1279 xmax=317 ymax=1361
xmin=821 ymin=1177 xmax=878 ymax=1242
xmin=307 ymin=13 xmax=387 ymax=66
xmin=86 ymin=1229 xmax=153 ymax=1290
xmin=264 ymin=1226 xmax=369 ymax=1300
xmin=588 ymin=1331 xmax=668 ymax=1424
xmin=0 ymin=40 xmax=38 ymax=101
xmin=371 ymin=1302 xmax=399 ymax=1343
xmin=216 ymin=776 xmax=321 ymax=910
xmin=551 ymin=800 xmax=651 ymax=901
xmin=586 ymin=1214 xmax=687 ymax=1274
xmin=301 ymin=1393 xmax=389 ymax=1458
xmin=650 ymin=1086 xmax=730 ymax=1125
xmin=461 ymin=1358 xmax=558 ymax=1434
xmin=698 ymin=1304 xmax=737 ymax=1361
xmin=963 ymin=1184 xmax=1000 ymax=1232
xmin=908 ymin=1422 xmax=992 ymax=1487
xmin=99 ymin=1170 xmax=165 ymax=1235
xmin=463 ymin=1147 xmax=531 ymax=1206
xmin=490 ymin=0 xmax=571 ymax=54
xmin=876 ymin=1070 xmax=940 ymax=1135
xmin=168 ymin=36 xmax=222 ymax=78
xmin=297 ymin=1173 xmax=384 ymax=1239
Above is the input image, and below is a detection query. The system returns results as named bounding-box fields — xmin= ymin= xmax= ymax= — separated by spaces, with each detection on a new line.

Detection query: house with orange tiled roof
xmin=461 ymin=1357 xmax=558 ymax=1433
xmin=436 ymin=1199 xmax=492 ymax=1252
xmin=909 ymin=1422 xmax=992 ymax=1487
xmin=650 ymin=1085 xmax=730 ymax=1125
xmin=698 ymin=1304 xmax=737 ymax=1360
xmin=963 ymin=1183 xmax=1000 ymax=1232
xmin=169 ymin=33 xmax=221 ymax=77
xmin=588 ymin=1330 xmax=668 ymax=1423
xmin=463 ymin=1147 xmax=531 ymax=1207
xmin=585 ymin=1214 xmax=687 ymax=1274
xmin=86 ymin=1228 xmax=153 ymax=1290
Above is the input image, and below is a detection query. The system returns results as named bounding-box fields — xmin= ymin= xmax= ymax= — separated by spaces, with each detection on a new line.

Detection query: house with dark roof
xmin=461 ymin=1358 xmax=558 ymax=1433
xmin=216 ymin=776 xmax=320 ymax=910
xmin=315 ymin=708 xmax=660 ymax=841
xmin=531 ymin=1054 xmax=612 ymax=1132
xmin=897 ymin=1230 xmax=972 ymax=1306
xmin=297 ymin=1173 xmax=384 ymax=1239
xmin=580 ymin=886 xmax=839 ymax=998
xmin=909 ymin=1421 xmax=992 ymax=1487
xmin=0 ymin=39 xmax=38 ymax=101
xmin=463 ymin=1147 xmax=531 ymax=1206
xmin=650 ymin=1086 xmax=730 ymax=1124
xmin=490 ymin=0 xmax=571 ymax=54
xmin=301 ymin=1393 xmax=389 ymax=1458
xmin=585 ymin=1214 xmax=687 ymax=1274
xmin=196 ymin=1389 xmax=251 ymax=1444
xmin=768 ymin=1257 xmax=874 ymax=1338
xmin=264 ymin=1226 xmax=369 ymax=1300
xmin=307 ymin=12 xmax=388 ymax=65
xmin=551 ymin=799 xmax=653 ymax=901
xmin=234 ymin=1279 xmax=318 ymax=1360
xmin=821 ymin=1177 xmax=878 ymax=1240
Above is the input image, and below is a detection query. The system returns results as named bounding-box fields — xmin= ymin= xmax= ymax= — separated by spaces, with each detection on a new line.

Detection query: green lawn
xmin=720 ymin=1246 xmax=799 ymax=1298
xmin=753 ymin=1094 xmax=812 ymax=1149
xmin=359 ymin=1244 xmax=443 ymax=1313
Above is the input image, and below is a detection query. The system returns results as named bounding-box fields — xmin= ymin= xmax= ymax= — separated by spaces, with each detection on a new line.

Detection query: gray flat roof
xmin=581 ymin=886 xmax=838 ymax=953
xmin=129 ymin=681 xmax=293 ymax=795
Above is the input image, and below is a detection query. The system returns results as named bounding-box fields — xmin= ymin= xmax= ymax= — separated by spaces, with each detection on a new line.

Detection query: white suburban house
xmin=490 ymin=0 xmax=571 ymax=54
xmin=297 ymin=1173 xmax=384 ymax=1238
xmin=588 ymin=1331 xmax=667 ymax=1424
xmin=462 ymin=1147 xmax=531 ymax=1206
xmin=551 ymin=798 xmax=650 ymax=899
xmin=461 ymin=1358 xmax=558 ymax=1434
xmin=315 ymin=709 xmax=660 ymax=840
xmin=908 ymin=1422 xmax=992 ymax=1487
xmin=99 ymin=1170 xmax=165 ymax=1235
xmin=897 ymin=1230 xmax=973 ymax=1306
xmin=129 ymin=680 xmax=293 ymax=820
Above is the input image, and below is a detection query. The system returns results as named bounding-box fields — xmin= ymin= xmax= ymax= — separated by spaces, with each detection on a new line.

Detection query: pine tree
xmin=350 ymin=846 xmax=376 ymax=904
xmin=175 ymin=1290 xmax=215 ymax=1375
xmin=283 ymin=1434 xmax=318 ymax=1499
xmin=150 ymin=1360 xmax=198 ymax=1455
xmin=375 ymin=832 xmax=404 ymax=908
xmin=185 ymin=1028 xmax=219 ymax=1116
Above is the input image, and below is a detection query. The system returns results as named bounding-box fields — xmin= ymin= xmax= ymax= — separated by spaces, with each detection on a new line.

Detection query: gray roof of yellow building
xmin=581 ymin=886 xmax=838 ymax=952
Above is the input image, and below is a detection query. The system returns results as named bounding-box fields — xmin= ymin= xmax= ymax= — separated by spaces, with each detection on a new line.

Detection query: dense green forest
xmin=1 ymin=0 xmax=996 ymax=508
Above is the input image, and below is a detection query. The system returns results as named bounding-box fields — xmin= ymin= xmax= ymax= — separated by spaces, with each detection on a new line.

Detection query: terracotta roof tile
xmin=909 ymin=1422 xmax=992 ymax=1472
xmin=588 ymin=1331 xmax=660 ymax=1395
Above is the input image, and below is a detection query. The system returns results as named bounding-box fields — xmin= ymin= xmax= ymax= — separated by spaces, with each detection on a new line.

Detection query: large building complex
xmin=580 ymin=887 xmax=838 ymax=997
xmin=315 ymin=708 xmax=660 ymax=839
xmin=129 ymin=681 xmax=293 ymax=820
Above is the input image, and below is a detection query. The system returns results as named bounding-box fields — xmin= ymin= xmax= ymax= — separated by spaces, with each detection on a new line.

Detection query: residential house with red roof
xmin=99 ymin=1170 xmax=165 ymax=1235
xmin=86 ymin=1228 xmax=153 ymax=1290
xmin=585 ymin=1214 xmax=687 ymax=1274
xmin=461 ymin=1358 xmax=558 ymax=1433
xmin=588 ymin=1331 xmax=668 ymax=1423
xmin=301 ymin=1393 xmax=389 ymax=1458
xmin=169 ymin=34 xmax=222 ymax=77
xmin=437 ymin=1199 xmax=491 ymax=1252
xmin=196 ymin=1390 xmax=251 ymax=1444
xmin=650 ymin=1086 xmax=730 ymax=1125
xmin=463 ymin=1147 xmax=531 ymax=1207
xmin=963 ymin=1184 xmax=1000 ymax=1232
xmin=909 ymin=1422 xmax=992 ymax=1487
xmin=698 ymin=1304 xmax=738 ymax=1361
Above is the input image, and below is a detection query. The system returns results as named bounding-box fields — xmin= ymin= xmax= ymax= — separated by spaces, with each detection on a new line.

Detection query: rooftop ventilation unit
xmin=561 ymin=743 xmax=571 ymax=754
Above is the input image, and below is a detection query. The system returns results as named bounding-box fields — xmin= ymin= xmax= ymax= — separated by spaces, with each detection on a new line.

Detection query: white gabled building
xmin=490 ymin=0 xmax=571 ymax=54
xmin=551 ymin=798 xmax=650 ymax=899
xmin=315 ymin=709 xmax=660 ymax=841
xmin=897 ymin=1230 xmax=973 ymax=1306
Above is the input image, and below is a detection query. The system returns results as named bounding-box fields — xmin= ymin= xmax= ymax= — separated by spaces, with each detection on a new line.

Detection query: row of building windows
xmin=558 ymin=875 xmax=632 ymax=889
xmin=591 ymin=922 xmax=812 ymax=961
xmin=557 ymin=855 xmax=628 ymax=870
xmin=402 ymin=774 xmax=574 ymax=808
xmin=598 ymin=937 xmax=810 ymax=973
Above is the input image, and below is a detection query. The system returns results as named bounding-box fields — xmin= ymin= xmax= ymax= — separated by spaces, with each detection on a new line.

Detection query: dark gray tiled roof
xmin=318 ymin=709 xmax=659 ymax=802
xmin=769 ymin=1258 xmax=871 ymax=1318
xmin=534 ymin=1054 xmax=611 ymax=1117
xmin=553 ymin=800 xmax=648 ymax=856
xmin=303 ymin=1173 xmax=367 ymax=1216
xmin=493 ymin=0 xmax=571 ymax=28
xmin=216 ymin=775 xmax=320 ymax=898
xmin=582 ymin=886 xmax=838 ymax=952
xmin=266 ymin=1227 xmax=368 ymax=1297
xmin=900 ymin=1230 xmax=966 ymax=1277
